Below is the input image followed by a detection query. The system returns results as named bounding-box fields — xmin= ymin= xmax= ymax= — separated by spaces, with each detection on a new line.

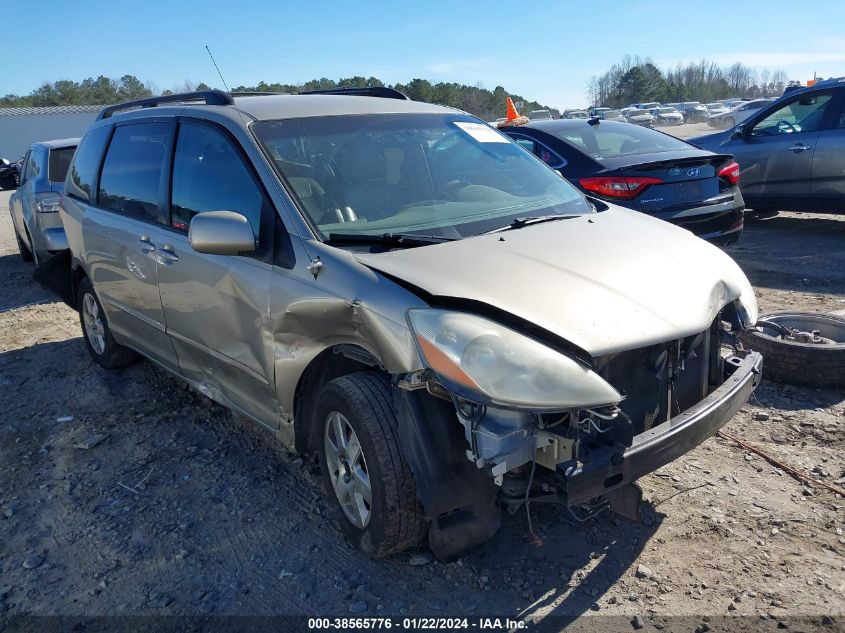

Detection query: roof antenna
xmin=204 ymin=44 xmax=250 ymax=128
xmin=205 ymin=45 xmax=233 ymax=94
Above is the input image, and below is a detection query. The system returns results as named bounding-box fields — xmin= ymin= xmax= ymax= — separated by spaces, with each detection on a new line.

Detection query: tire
xmin=77 ymin=277 xmax=138 ymax=369
xmin=738 ymin=312 xmax=845 ymax=389
xmin=316 ymin=372 xmax=426 ymax=557
xmin=24 ymin=228 xmax=41 ymax=266
xmin=14 ymin=229 xmax=34 ymax=262
xmin=725 ymin=117 xmax=736 ymax=129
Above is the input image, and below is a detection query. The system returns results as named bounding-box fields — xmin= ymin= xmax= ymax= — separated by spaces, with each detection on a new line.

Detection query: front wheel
xmin=77 ymin=277 xmax=138 ymax=369
xmin=316 ymin=372 xmax=426 ymax=557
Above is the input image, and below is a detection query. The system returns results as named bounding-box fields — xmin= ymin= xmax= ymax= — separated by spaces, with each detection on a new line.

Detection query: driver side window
xmin=752 ymin=93 xmax=833 ymax=136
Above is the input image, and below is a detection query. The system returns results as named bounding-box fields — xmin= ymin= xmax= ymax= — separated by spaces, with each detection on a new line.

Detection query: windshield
xmin=547 ymin=122 xmax=691 ymax=160
xmin=252 ymin=113 xmax=591 ymax=240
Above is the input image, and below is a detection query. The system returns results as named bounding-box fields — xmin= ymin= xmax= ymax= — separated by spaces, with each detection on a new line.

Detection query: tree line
xmin=587 ymin=55 xmax=799 ymax=108
xmin=1 ymin=75 xmax=550 ymax=121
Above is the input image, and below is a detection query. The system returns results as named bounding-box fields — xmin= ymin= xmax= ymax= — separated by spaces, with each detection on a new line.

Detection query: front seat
xmin=336 ymin=138 xmax=401 ymax=221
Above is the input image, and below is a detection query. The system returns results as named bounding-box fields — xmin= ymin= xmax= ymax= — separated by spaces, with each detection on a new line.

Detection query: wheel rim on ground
xmin=324 ymin=411 xmax=372 ymax=528
xmin=82 ymin=293 xmax=106 ymax=355
xmin=755 ymin=313 xmax=845 ymax=345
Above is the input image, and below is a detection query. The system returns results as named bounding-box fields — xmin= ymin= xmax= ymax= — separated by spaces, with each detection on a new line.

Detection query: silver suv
xmin=10 ymin=138 xmax=78 ymax=264
xmin=58 ymin=89 xmax=762 ymax=560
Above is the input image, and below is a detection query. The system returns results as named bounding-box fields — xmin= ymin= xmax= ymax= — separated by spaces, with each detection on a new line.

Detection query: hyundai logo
xmin=687 ymin=168 xmax=701 ymax=177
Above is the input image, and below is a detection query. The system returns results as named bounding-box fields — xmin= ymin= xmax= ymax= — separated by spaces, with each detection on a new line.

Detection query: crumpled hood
xmin=354 ymin=207 xmax=757 ymax=356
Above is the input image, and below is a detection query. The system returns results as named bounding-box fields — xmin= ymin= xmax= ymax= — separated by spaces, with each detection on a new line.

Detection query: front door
xmin=728 ymin=92 xmax=836 ymax=210
xmin=156 ymin=119 xmax=279 ymax=428
xmin=810 ymin=94 xmax=845 ymax=212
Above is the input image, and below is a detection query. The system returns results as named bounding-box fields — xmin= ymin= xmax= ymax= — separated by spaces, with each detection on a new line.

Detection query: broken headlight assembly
xmin=407 ymin=309 xmax=621 ymax=410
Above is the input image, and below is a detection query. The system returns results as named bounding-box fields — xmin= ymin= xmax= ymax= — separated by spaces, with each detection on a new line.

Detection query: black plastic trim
xmin=298 ymin=86 xmax=410 ymax=100
xmin=97 ymin=90 xmax=234 ymax=120
xmin=562 ymin=351 xmax=762 ymax=505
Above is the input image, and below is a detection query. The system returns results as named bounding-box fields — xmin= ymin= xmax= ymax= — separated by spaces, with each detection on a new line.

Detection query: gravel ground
xmin=660 ymin=121 xmax=720 ymax=140
xmin=1 ymin=190 xmax=843 ymax=630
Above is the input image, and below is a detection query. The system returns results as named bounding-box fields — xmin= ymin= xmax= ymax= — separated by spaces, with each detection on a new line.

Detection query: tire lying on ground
xmin=738 ymin=312 xmax=845 ymax=389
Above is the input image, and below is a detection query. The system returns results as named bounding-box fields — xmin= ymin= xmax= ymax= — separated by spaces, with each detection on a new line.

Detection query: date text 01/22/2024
xmin=307 ymin=617 xmax=527 ymax=630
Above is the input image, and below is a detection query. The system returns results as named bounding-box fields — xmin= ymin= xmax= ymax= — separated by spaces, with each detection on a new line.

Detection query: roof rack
xmin=95 ymin=86 xmax=412 ymax=122
xmin=229 ymin=91 xmax=288 ymax=97
xmin=96 ymin=90 xmax=234 ymax=120
xmin=297 ymin=86 xmax=409 ymax=100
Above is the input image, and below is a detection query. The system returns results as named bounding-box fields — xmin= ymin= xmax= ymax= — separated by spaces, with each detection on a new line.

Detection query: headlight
xmin=407 ymin=309 xmax=622 ymax=410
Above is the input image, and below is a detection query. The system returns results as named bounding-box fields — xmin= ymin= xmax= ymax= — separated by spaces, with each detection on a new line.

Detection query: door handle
xmin=788 ymin=144 xmax=812 ymax=152
xmin=138 ymin=236 xmax=156 ymax=253
xmin=156 ymin=244 xmax=179 ymax=265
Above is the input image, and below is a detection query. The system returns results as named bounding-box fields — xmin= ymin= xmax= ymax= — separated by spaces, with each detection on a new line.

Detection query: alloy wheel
xmin=324 ymin=411 xmax=372 ymax=528
xmin=82 ymin=293 xmax=106 ymax=355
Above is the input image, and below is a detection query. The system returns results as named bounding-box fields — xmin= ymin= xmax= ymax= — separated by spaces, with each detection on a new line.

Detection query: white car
xmin=707 ymin=99 xmax=775 ymax=129
xmin=621 ymin=108 xmax=654 ymax=126
xmin=650 ymin=107 xmax=684 ymax=126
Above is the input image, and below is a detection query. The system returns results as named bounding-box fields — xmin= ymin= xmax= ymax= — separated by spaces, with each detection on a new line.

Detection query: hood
xmin=354 ymin=207 xmax=757 ymax=357
xmin=688 ymin=129 xmax=732 ymax=150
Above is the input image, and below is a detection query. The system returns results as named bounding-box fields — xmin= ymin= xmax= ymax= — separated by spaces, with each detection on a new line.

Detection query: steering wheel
xmin=776 ymin=119 xmax=796 ymax=133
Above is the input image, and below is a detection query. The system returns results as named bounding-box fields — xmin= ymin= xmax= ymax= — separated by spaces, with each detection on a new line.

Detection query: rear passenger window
xmin=67 ymin=126 xmax=112 ymax=202
xmin=510 ymin=135 xmax=566 ymax=169
xmin=170 ymin=121 xmax=263 ymax=234
xmin=48 ymin=147 xmax=76 ymax=183
xmin=98 ymin=122 xmax=170 ymax=222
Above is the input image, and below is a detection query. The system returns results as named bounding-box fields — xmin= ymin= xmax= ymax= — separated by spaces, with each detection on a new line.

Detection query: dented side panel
xmin=157 ymin=231 xmax=280 ymax=428
xmin=269 ymin=238 xmax=429 ymax=446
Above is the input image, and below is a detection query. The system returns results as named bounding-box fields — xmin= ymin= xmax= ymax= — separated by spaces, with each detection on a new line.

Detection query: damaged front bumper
xmin=561 ymin=351 xmax=762 ymax=506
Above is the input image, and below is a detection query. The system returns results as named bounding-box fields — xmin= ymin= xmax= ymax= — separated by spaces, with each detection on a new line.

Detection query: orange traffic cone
xmin=499 ymin=96 xmax=529 ymax=128
xmin=506 ymin=96 xmax=521 ymax=121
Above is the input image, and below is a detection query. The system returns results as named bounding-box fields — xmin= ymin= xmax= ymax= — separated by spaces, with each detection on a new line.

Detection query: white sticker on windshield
xmin=453 ymin=121 xmax=509 ymax=143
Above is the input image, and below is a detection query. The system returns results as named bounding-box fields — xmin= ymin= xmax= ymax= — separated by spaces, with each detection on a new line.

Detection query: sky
xmin=3 ymin=0 xmax=845 ymax=110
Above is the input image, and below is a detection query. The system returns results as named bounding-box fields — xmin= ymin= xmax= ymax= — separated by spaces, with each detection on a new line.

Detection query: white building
xmin=0 ymin=105 xmax=103 ymax=160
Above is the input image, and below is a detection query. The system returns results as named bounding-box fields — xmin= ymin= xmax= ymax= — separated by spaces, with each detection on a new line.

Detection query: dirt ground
xmin=662 ymin=121 xmax=722 ymax=140
xmin=1 ymin=189 xmax=843 ymax=630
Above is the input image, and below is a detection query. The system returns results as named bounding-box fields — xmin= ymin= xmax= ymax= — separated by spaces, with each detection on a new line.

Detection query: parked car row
xmin=9 ymin=87 xmax=764 ymax=560
xmin=589 ymin=98 xmax=767 ymax=125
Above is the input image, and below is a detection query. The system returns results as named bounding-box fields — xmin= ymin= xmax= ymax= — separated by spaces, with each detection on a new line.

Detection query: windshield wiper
xmin=326 ymin=232 xmax=457 ymax=248
xmin=484 ymin=214 xmax=579 ymax=234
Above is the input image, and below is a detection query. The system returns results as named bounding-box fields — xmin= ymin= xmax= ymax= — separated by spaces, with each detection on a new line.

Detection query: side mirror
xmin=188 ymin=211 xmax=255 ymax=255
xmin=732 ymin=124 xmax=747 ymax=139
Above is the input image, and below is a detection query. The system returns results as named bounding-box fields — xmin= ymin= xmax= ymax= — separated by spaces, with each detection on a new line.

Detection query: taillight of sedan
xmin=718 ymin=161 xmax=740 ymax=185
xmin=578 ymin=176 xmax=663 ymax=200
